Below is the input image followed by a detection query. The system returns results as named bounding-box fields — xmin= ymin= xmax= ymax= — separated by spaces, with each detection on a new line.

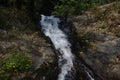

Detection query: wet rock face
xmin=72 ymin=2 xmax=120 ymax=80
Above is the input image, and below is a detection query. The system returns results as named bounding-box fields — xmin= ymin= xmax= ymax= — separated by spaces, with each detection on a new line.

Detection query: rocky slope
xmin=0 ymin=8 xmax=56 ymax=80
xmin=72 ymin=2 xmax=120 ymax=80
xmin=0 ymin=2 xmax=120 ymax=80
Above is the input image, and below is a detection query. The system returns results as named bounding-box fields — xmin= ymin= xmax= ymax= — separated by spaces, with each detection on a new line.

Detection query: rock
xmin=0 ymin=31 xmax=56 ymax=80
xmin=0 ymin=29 xmax=7 ymax=35
xmin=0 ymin=7 xmax=56 ymax=80
xmin=107 ymin=64 xmax=120 ymax=79
xmin=31 ymin=46 xmax=56 ymax=70
xmin=19 ymin=46 xmax=27 ymax=51
xmin=72 ymin=14 xmax=95 ymax=26
xmin=96 ymin=38 xmax=120 ymax=54
xmin=72 ymin=2 xmax=120 ymax=80
xmin=0 ymin=41 xmax=12 ymax=49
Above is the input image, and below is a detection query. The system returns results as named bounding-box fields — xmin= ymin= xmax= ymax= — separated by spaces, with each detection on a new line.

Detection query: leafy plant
xmin=0 ymin=51 xmax=32 ymax=79
xmin=52 ymin=0 xmax=119 ymax=17
xmin=3 ymin=53 xmax=31 ymax=72
xmin=100 ymin=22 xmax=107 ymax=29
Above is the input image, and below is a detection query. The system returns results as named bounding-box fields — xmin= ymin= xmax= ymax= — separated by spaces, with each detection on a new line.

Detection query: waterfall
xmin=40 ymin=15 xmax=74 ymax=80
xmin=40 ymin=15 xmax=97 ymax=80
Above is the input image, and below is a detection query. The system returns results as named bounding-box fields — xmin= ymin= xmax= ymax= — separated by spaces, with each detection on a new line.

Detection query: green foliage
xmin=52 ymin=0 xmax=77 ymax=16
xmin=52 ymin=0 xmax=93 ymax=16
xmin=0 ymin=7 xmax=9 ymax=30
xmin=0 ymin=0 xmax=119 ymax=17
xmin=52 ymin=0 xmax=119 ymax=17
xmin=0 ymin=51 xmax=32 ymax=79
xmin=53 ymin=4 xmax=75 ymax=17
xmin=109 ymin=28 xmax=120 ymax=37
xmin=0 ymin=7 xmax=36 ymax=33
xmin=0 ymin=70 xmax=8 ymax=80
xmin=99 ymin=22 xmax=107 ymax=29
xmin=3 ymin=53 xmax=31 ymax=72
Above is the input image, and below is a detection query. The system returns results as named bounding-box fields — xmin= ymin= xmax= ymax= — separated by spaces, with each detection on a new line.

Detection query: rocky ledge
xmin=72 ymin=2 xmax=120 ymax=80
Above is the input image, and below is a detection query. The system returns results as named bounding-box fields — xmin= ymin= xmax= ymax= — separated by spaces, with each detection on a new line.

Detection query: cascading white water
xmin=86 ymin=71 xmax=95 ymax=80
xmin=40 ymin=15 xmax=97 ymax=80
xmin=40 ymin=15 xmax=74 ymax=80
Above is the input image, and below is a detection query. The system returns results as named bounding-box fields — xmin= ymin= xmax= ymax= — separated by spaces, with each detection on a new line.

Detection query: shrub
xmin=52 ymin=0 xmax=119 ymax=17
xmin=0 ymin=51 xmax=32 ymax=79
xmin=3 ymin=53 xmax=31 ymax=72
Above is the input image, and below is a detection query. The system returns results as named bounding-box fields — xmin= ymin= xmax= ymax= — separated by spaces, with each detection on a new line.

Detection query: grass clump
xmin=0 ymin=51 xmax=32 ymax=80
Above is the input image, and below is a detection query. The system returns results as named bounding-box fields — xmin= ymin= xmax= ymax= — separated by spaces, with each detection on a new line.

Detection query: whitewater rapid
xmin=40 ymin=15 xmax=74 ymax=80
xmin=40 ymin=15 xmax=97 ymax=80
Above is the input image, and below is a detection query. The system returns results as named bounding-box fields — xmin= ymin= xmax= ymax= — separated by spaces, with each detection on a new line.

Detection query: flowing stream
xmin=40 ymin=15 xmax=96 ymax=80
